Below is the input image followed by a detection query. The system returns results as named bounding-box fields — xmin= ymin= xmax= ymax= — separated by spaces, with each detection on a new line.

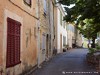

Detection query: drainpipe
xmin=37 ymin=0 xmax=41 ymax=68
xmin=48 ymin=0 xmax=51 ymax=58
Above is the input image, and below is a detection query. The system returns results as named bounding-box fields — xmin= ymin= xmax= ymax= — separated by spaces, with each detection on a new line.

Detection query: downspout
xmin=48 ymin=0 xmax=52 ymax=57
xmin=37 ymin=0 xmax=41 ymax=68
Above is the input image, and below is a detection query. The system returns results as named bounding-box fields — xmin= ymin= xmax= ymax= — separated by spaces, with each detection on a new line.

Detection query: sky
xmin=61 ymin=4 xmax=75 ymax=15
xmin=63 ymin=4 xmax=75 ymax=8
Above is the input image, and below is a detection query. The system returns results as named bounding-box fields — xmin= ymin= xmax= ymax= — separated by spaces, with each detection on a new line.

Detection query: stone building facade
xmin=37 ymin=0 xmax=55 ymax=67
xmin=67 ymin=23 xmax=76 ymax=48
xmin=0 ymin=0 xmax=38 ymax=75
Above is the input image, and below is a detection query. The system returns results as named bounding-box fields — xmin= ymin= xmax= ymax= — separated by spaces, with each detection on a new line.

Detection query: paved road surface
xmin=29 ymin=48 xmax=99 ymax=75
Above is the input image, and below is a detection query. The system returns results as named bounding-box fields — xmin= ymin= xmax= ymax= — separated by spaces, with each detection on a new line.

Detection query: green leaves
xmin=59 ymin=0 xmax=100 ymax=24
xmin=88 ymin=48 xmax=96 ymax=54
xmin=59 ymin=0 xmax=100 ymax=41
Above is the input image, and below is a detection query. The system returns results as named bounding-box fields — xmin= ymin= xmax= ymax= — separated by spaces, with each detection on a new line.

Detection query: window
xmin=43 ymin=0 xmax=47 ymax=14
xmin=24 ymin=0 xmax=31 ymax=7
xmin=60 ymin=11 xmax=62 ymax=26
xmin=6 ymin=17 xmax=21 ymax=68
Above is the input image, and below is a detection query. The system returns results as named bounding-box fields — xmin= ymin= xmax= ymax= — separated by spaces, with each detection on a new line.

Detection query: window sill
xmin=6 ymin=61 xmax=21 ymax=68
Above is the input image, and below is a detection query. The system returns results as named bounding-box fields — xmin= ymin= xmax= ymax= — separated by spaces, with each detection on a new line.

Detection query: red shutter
xmin=6 ymin=17 xmax=21 ymax=68
xmin=14 ymin=21 xmax=21 ymax=65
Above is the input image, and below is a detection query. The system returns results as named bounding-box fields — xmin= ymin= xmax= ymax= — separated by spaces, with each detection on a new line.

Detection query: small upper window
xmin=24 ymin=0 xmax=31 ymax=7
xmin=43 ymin=0 xmax=47 ymax=14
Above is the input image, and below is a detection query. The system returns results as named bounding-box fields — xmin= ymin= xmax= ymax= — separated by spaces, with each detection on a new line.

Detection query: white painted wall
xmin=56 ymin=6 xmax=68 ymax=53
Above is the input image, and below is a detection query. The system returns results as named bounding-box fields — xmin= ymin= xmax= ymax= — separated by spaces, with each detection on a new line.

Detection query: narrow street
xmin=29 ymin=48 xmax=99 ymax=75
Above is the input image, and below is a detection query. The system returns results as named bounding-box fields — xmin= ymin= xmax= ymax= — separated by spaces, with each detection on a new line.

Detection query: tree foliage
xmin=77 ymin=19 xmax=97 ymax=39
xmin=59 ymin=0 xmax=100 ymax=24
xmin=59 ymin=0 xmax=100 ymax=47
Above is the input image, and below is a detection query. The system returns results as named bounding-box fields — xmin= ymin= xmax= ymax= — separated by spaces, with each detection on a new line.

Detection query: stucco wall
xmin=37 ymin=0 xmax=50 ymax=66
xmin=54 ymin=6 xmax=57 ymax=49
xmin=0 ymin=0 xmax=38 ymax=74
xmin=0 ymin=3 xmax=3 ymax=67
xmin=67 ymin=24 xmax=75 ymax=48
xmin=56 ymin=6 xmax=67 ymax=53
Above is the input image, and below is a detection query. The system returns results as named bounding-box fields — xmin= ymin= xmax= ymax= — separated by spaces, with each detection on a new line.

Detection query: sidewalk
xmin=28 ymin=48 xmax=99 ymax=75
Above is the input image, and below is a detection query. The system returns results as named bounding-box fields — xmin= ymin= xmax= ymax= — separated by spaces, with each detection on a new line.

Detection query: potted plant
xmin=63 ymin=44 xmax=69 ymax=52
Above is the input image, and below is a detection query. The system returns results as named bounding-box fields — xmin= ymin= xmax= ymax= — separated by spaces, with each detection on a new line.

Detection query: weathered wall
xmin=37 ymin=0 xmax=55 ymax=66
xmin=54 ymin=6 xmax=58 ymax=50
xmin=0 ymin=0 xmax=38 ymax=74
xmin=67 ymin=24 xmax=75 ymax=48
xmin=37 ymin=0 xmax=50 ymax=65
xmin=0 ymin=1 xmax=4 ymax=67
xmin=48 ymin=0 xmax=55 ymax=56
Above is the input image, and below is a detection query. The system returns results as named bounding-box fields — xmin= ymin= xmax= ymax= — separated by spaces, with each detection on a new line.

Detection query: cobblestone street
xmin=29 ymin=48 xmax=99 ymax=75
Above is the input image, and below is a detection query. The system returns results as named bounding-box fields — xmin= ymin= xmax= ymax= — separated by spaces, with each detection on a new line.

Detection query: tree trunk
xmin=91 ymin=37 xmax=96 ymax=48
xmin=88 ymin=39 xmax=90 ymax=48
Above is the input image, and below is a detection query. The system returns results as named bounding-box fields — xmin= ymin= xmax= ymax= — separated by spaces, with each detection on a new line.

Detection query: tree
xmin=59 ymin=0 xmax=100 ymax=48
xmin=77 ymin=19 xmax=97 ymax=48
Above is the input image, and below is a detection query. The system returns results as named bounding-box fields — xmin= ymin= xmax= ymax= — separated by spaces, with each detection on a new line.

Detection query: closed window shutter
xmin=6 ymin=17 xmax=21 ymax=68
xmin=15 ymin=22 xmax=21 ymax=64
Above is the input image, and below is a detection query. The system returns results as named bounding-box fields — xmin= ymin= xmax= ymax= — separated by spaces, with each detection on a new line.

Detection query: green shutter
xmin=60 ymin=11 xmax=62 ymax=26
